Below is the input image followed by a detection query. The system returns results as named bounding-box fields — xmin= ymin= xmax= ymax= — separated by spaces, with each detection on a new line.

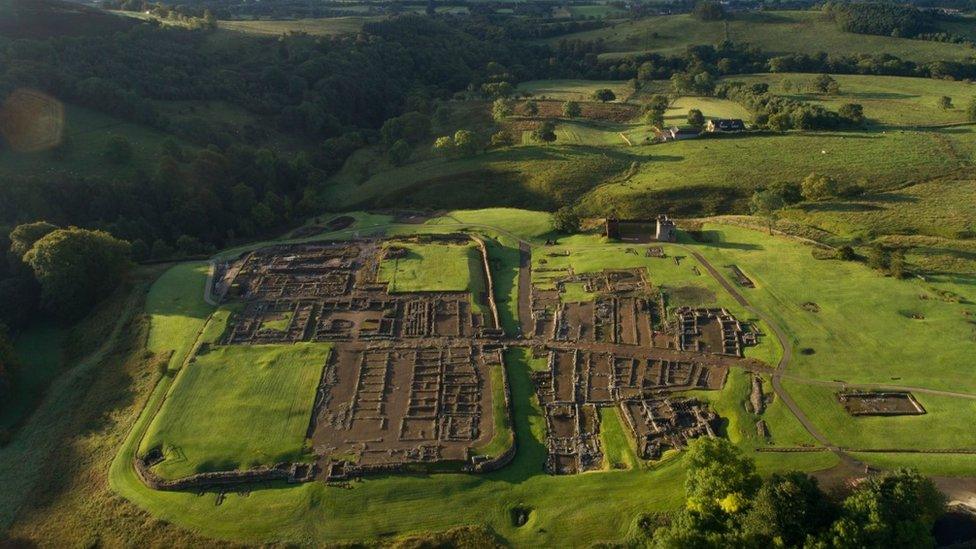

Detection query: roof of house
xmin=709 ymin=119 xmax=746 ymax=131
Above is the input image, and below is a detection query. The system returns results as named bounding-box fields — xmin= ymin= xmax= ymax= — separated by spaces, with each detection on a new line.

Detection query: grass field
xmin=378 ymin=241 xmax=481 ymax=293
xmin=784 ymin=380 xmax=976 ymax=450
xmin=684 ymin=223 xmax=976 ymax=393
xmin=517 ymin=79 xmax=634 ymax=102
xmin=581 ymin=128 xmax=972 ymax=217
xmin=324 ymin=145 xmax=633 ymax=211
xmin=139 ymin=343 xmax=331 ymax=480
xmin=218 ymin=16 xmax=385 ymax=36
xmin=554 ymin=10 xmax=976 ymax=63
xmin=721 ymin=73 xmax=976 ymax=127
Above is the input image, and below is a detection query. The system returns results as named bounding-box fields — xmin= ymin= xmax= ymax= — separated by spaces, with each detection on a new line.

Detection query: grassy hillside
xmin=721 ymin=73 xmax=976 ymax=127
xmin=581 ymin=129 xmax=973 ymax=217
xmin=554 ymin=11 xmax=976 ymax=63
xmin=0 ymin=104 xmax=192 ymax=180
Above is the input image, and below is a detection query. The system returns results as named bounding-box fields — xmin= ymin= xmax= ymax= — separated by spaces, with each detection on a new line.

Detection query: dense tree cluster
xmin=650 ymin=439 xmax=946 ymax=548
xmin=824 ymin=2 xmax=928 ymax=38
xmin=717 ymin=81 xmax=863 ymax=131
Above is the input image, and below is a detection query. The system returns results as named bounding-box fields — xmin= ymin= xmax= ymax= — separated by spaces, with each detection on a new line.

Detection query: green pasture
xmin=517 ymin=79 xmax=634 ymax=101
xmin=582 ymin=129 xmax=971 ymax=217
xmin=599 ymin=407 xmax=640 ymax=470
xmin=146 ymin=262 xmax=213 ymax=371
xmin=683 ymin=223 xmax=976 ymax=393
xmin=723 ymin=73 xmax=976 ymax=127
xmin=324 ymin=145 xmax=632 ymax=211
xmin=783 ymin=380 xmax=976 ymax=450
xmin=665 ymin=96 xmax=753 ymax=124
xmin=139 ymin=342 xmax=331 ymax=480
xmin=780 ymin=178 xmax=976 ymax=242
xmin=472 ymin=364 xmax=514 ymax=458
xmin=555 ymin=11 xmax=976 ymax=63
xmin=378 ymin=241 xmax=481 ymax=293
xmin=217 ymin=16 xmax=385 ymax=36
xmin=522 ymin=120 xmax=632 ymax=146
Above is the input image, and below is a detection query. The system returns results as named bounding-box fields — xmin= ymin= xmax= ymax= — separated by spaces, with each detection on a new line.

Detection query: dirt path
xmin=680 ymin=247 xmax=864 ymax=469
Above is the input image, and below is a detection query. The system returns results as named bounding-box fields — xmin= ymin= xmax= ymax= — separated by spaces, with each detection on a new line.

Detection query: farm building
xmin=606 ymin=215 xmax=677 ymax=243
xmin=658 ymin=126 xmax=701 ymax=142
xmin=705 ymin=119 xmax=746 ymax=132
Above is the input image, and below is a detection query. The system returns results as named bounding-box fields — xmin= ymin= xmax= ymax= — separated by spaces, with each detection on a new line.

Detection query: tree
xmin=684 ymin=438 xmax=760 ymax=516
xmin=890 ymin=248 xmax=907 ymax=279
xmin=9 ymin=221 xmax=58 ymax=260
xmin=523 ymin=100 xmax=539 ymax=116
xmin=823 ymin=469 xmax=944 ymax=548
xmin=867 ymin=243 xmax=891 ymax=272
xmin=687 ymin=108 xmax=705 ymax=128
xmin=551 ymin=206 xmax=581 ymax=233
xmin=768 ymin=180 xmax=803 ymax=204
xmin=490 ymin=131 xmax=513 ymax=147
xmin=838 ymin=245 xmax=858 ymax=261
xmin=838 ymin=103 xmax=865 ymax=125
xmin=388 ymin=139 xmax=412 ymax=166
xmin=532 ymin=121 xmax=557 ymax=143
xmin=453 ymin=129 xmax=482 ymax=157
xmin=22 ymin=227 xmax=131 ymax=320
xmin=741 ymin=472 xmax=836 ymax=547
xmin=938 ymin=96 xmax=953 ymax=110
xmin=563 ymin=101 xmax=581 ymax=118
xmin=767 ymin=112 xmax=792 ymax=132
xmin=750 ymin=188 xmax=787 ymax=234
xmin=692 ymin=0 xmax=726 ymax=21
xmin=592 ymin=88 xmax=616 ymax=103
xmin=968 ymin=97 xmax=976 ymax=122
xmin=150 ymin=239 xmax=175 ymax=260
xmin=103 ymin=134 xmax=133 ymax=164
xmin=492 ymin=98 xmax=514 ymax=121
xmin=801 ymin=173 xmax=840 ymax=201
xmin=750 ymin=83 xmax=769 ymax=95
xmin=433 ymin=135 xmax=455 ymax=156
xmin=813 ymin=74 xmax=839 ymax=95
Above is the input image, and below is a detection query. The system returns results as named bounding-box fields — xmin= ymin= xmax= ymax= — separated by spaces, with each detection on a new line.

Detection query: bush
xmin=563 ymin=101 xmax=581 ymax=118
xmin=801 ymin=173 xmax=840 ymax=201
xmin=551 ymin=205 xmax=581 ymax=233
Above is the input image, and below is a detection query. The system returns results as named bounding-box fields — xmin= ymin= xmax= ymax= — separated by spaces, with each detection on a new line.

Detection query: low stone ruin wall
xmin=134 ymin=456 xmax=315 ymax=491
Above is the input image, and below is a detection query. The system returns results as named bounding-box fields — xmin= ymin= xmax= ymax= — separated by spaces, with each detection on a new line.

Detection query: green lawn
xmin=378 ymin=242 xmax=481 ymax=293
xmin=555 ymin=10 xmax=976 ymax=63
xmin=685 ymin=223 xmax=976 ymax=393
xmin=145 ymin=262 xmax=214 ymax=372
xmin=600 ymin=407 xmax=639 ymax=470
xmin=139 ymin=342 xmax=331 ymax=480
xmin=783 ymin=380 xmax=976 ymax=450
xmin=472 ymin=364 xmax=514 ymax=458
xmin=517 ymin=79 xmax=634 ymax=102
xmin=721 ymin=73 xmax=976 ymax=127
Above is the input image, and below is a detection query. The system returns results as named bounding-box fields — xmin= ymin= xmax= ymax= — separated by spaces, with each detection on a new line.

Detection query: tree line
xmin=648 ymin=438 xmax=946 ymax=548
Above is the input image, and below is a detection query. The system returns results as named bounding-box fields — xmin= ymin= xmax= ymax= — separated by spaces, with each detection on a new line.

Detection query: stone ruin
xmin=837 ymin=391 xmax=926 ymax=416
